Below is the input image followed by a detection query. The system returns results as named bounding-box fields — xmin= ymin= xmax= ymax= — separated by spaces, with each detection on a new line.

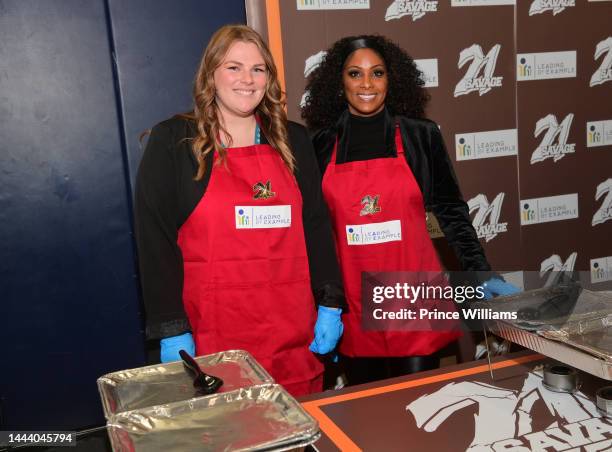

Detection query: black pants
xmin=343 ymin=355 xmax=440 ymax=386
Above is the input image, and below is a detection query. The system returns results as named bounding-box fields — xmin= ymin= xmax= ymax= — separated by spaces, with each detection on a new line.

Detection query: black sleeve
xmin=134 ymin=122 xmax=191 ymax=339
xmin=310 ymin=127 xmax=336 ymax=175
xmin=288 ymin=122 xmax=346 ymax=309
xmin=427 ymin=124 xmax=494 ymax=277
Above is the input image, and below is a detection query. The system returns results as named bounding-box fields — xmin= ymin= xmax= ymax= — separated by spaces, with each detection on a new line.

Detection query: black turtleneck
xmin=340 ymin=109 xmax=393 ymax=163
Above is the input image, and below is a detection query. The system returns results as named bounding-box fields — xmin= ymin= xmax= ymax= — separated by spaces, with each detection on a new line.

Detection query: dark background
xmin=0 ymin=0 xmax=245 ymax=431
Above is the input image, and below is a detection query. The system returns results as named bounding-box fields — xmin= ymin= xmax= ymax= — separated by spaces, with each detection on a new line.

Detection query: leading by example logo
xmin=385 ymin=0 xmax=438 ymax=21
xmin=517 ymin=51 xmax=577 ymax=81
xmin=454 ymin=44 xmax=503 ymax=97
xmin=426 ymin=212 xmax=444 ymax=238
xmin=587 ymin=120 xmax=612 ymax=147
xmin=235 ymin=205 xmax=291 ymax=229
xmin=529 ymin=0 xmax=575 ymax=16
xmin=346 ymin=220 xmax=402 ymax=245
xmin=297 ymin=0 xmax=369 ymax=10
xmin=456 ymin=128 xmax=517 ymax=161
xmin=467 ymin=193 xmax=508 ymax=242
xmin=415 ymin=59 xmax=439 ymax=87
xmin=591 ymin=256 xmax=612 ymax=283
xmin=590 ymin=37 xmax=612 ymax=87
xmin=592 ymin=178 xmax=612 ymax=226
xmin=520 ymin=193 xmax=579 ymax=225
xmin=531 ymin=113 xmax=575 ymax=164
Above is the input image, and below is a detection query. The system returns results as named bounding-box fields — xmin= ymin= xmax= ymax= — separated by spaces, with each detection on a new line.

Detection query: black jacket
xmin=312 ymin=108 xmax=493 ymax=276
xmin=135 ymin=116 xmax=345 ymax=339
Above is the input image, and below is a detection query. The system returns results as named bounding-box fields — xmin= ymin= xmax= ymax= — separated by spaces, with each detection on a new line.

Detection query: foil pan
xmin=484 ymin=283 xmax=610 ymax=332
xmin=490 ymin=321 xmax=612 ymax=380
xmin=106 ymin=384 xmax=320 ymax=452
xmin=98 ymin=350 xmax=273 ymax=419
xmin=539 ymin=312 xmax=612 ymax=362
xmin=485 ymin=286 xmax=611 ymax=362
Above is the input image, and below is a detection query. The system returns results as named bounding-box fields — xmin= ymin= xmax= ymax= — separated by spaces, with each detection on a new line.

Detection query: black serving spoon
xmin=179 ymin=349 xmax=224 ymax=395
xmin=517 ymin=280 xmax=582 ymax=323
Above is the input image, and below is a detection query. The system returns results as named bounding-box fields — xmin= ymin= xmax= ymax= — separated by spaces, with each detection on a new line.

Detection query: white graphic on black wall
xmin=540 ymin=252 xmax=577 ymax=287
xmin=300 ymin=51 xmax=327 ymax=108
xmin=529 ymin=0 xmax=575 ymax=16
xmin=385 ymin=0 xmax=438 ymax=21
xmin=454 ymin=44 xmax=503 ymax=97
xmin=592 ymin=178 xmax=612 ymax=226
xmin=467 ymin=193 xmax=508 ymax=242
xmin=406 ymin=368 xmax=609 ymax=451
xmin=590 ymin=37 xmax=612 ymax=87
xmin=531 ymin=114 xmax=575 ymax=164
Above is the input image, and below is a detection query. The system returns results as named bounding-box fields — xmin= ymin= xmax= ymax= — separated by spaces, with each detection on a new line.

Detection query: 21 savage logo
xmin=407 ymin=367 xmax=610 ymax=451
xmin=529 ymin=0 xmax=575 ymax=16
xmin=592 ymin=178 xmax=612 ymax=226
xmin=590 ymin=37 xmax=612 ymax=87
xmin=467 ymin=193 xmax=508 ymax=242
xmin=300 ymin=50 xmax=327 ymax=108
xmin=385 ymin=0 xmax=438 ymax=21
xmin=454 ymin=44 xmax=503 ymax=97
xmin=540 ymin=252 xmax=577 ymax=287
xmin=531 ymin=113 xmax=575 ymax=164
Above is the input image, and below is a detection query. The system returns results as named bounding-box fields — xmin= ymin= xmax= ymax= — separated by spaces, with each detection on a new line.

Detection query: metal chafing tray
xmin=98 ymin=350 xmax=273 ymax=419
xmin=106 ymin=384 xmax=321 ymax=452
xmin=538 ymin=311 xmax=612 ymax=362
xmin=490 ymin=321 xmax=612 ymax=380
xmin=486 ymin=288 xmax=612 ymax=380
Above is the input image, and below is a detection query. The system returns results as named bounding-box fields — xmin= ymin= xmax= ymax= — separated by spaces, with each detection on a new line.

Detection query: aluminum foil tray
xmin=490 ymin=321 xmax=612 ymax=380
xmin=483 ymin=283 xmax=611 ymax=332
xmin=98 ymin=350 xmax=273 ymax=419
xmin=106 ymin=384 xmax=321 ymax=452
xmin=538 ymin=312 xmax=612 ymax=362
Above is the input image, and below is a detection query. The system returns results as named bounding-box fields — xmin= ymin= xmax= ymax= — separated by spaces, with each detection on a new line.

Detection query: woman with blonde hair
xmin=135 ymin=24 xmax=345 ymax=395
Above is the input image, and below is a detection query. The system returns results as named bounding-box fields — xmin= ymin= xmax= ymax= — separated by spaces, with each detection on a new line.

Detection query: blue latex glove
xmin=481 ymin=278 xmax=521 ymax=300
xmin=309 ymin=306 xmax=344 ymax=356
xmin=160 ymin=332 xmax=195 ymax=363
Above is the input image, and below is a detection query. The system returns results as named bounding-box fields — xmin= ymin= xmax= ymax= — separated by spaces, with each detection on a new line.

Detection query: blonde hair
xmin=187 ymin=24 xmax=294 ymax=180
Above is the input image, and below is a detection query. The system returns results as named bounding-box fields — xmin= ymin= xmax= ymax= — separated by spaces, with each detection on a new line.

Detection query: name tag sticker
xmin=235 ymin=205 xmax=292 ymax=229
xmin=346 ymin=220 xmax=402 ymax=245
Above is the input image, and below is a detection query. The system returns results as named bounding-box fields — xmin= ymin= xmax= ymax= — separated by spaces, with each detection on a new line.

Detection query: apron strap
xmin=394 ymin=123 xmax=405 ymax=156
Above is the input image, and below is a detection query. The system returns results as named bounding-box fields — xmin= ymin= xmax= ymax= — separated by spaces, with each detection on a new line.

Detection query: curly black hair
xmin=301 ymin=35 xmax=429 ymax=131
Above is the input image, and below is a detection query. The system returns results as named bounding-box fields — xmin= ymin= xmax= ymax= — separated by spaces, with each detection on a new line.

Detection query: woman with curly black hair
xmin=301 ymin=35 xmax=519 ymax=385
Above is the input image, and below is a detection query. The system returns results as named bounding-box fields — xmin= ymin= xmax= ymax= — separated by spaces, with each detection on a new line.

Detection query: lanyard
xmin=254 ymin=122 xmax=261 ymax=145
xmin=221 ymin=123 xmax=261 ymax=148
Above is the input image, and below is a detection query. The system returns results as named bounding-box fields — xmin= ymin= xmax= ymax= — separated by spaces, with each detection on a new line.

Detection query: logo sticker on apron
xmin=345 ymin=220 xmax=402 ymax=245
xmin=235 ymin=205 xmax=292 ymax=229
xmin=360 ymin=194 xmax=382 ymax=216
xmin=252 ymin=180 xmax=276 ymax=199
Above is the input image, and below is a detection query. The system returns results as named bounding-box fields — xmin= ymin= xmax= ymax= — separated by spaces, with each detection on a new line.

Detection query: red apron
xmin=177 ymin=143 xmax=323 ymax=396
xmin=322 ymin=126 xmax=461 ymax=357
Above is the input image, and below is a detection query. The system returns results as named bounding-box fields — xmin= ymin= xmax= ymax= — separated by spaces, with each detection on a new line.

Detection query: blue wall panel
xmin=0 ymin=0 xmax=145 ymax=429
xmin=0 ymin=0 xmax=245 ymax=430
xmin=107 ymin=0 xmax=246 ymax=190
